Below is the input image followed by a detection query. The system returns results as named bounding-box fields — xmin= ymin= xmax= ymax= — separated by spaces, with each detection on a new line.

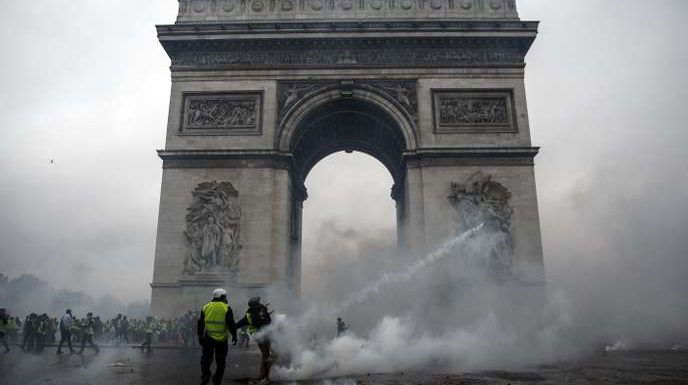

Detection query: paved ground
xmin=1 ymin=345 xmax=687 ymax=385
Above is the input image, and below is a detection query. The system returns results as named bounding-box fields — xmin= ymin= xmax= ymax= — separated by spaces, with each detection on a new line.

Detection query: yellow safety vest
xmin=202 ymin=302 xmax=230 ymax=341
xmin=0 ymin=318 xmax=7 ymax=333
xmin=245 ymin=312 xmax=258 ymax=334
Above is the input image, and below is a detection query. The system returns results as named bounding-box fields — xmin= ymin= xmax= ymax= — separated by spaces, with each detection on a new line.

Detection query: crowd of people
xmin=0 ymin=307 xmax=249 ymax=354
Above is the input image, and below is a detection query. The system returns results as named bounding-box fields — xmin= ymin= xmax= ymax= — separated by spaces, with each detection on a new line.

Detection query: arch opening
xmin=301 ymin=152 xmax=397 ymax=301
xmin=285 ymin=96 xmax=411 ymax=297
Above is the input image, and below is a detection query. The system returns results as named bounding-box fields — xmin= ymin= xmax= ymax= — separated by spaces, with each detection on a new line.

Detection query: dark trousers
xmin=78 ymin=334 xmax=99 ymax=353
xmin=200 ymin=337 xmax=228 ymax=385
xmin=141 ymin=333 xmax=152 ymax=351
xmin=36 ymin=333 xmax=47 ymax=352
xmin=57 ymin=330 xmax=73 ymax=352
xmin=0 ymin=332 xmax=9 ymax=352
xmin=257 ymin=340 xmax=274 ymax=380
xmin=23 ymin=330 xmax=35 ymax=350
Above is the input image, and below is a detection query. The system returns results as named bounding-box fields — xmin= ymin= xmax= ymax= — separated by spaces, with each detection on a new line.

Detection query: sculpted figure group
xmin=184 ymin=181 xmax=242 ymax=275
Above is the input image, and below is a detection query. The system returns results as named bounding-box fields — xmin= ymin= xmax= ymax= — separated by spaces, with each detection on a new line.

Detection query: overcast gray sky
xmin=1 ymin=0 xmax=687 ymax=307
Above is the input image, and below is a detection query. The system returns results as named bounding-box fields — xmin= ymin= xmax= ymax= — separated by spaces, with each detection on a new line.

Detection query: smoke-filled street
xmin=1 ymin=346 xmax=687 ymax=385
xmin=2 ymin=0 xmax=688 ymax=384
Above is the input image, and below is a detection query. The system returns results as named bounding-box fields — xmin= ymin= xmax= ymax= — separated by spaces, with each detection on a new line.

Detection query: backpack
xmin=248 ymin=305 xmax=271 ymax=328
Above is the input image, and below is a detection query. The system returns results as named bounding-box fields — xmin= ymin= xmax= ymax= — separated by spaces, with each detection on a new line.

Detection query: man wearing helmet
xmin=197 ymin=288 xmax=238 ymax=385
xmin=236 ymin=297 xmax=273 ymax=384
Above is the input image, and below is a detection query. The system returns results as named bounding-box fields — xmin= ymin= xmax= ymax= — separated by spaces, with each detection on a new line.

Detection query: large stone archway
xmin=279 ymin=88 xmax=415 ymax=294
xmin=150 ymin=0 xmax=545 ymax=317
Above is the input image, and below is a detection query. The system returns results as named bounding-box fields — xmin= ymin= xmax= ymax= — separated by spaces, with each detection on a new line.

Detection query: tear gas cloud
xmin=266 ymin=190 xmax=688 ymax=380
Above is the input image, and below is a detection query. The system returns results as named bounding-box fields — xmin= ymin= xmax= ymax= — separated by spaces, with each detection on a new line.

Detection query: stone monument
xmin=150 ymin=0 xmax=545 ymax=317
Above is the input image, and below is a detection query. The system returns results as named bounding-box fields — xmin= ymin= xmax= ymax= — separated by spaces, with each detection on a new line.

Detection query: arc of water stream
xmin=335 ymin=223 xmax=485 ymax=312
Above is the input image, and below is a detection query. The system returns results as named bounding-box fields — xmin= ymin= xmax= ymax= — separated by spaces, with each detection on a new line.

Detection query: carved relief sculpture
xmin=183 ymin=181 xmax=242 ymax=275
xmin=182 ymin=93 xmax=262 ymax=134
xmin=278 ymin=79 xmax=417 ymax=122
xmin=433 ymin=90 xmax=515 ymax=133
xmin=448 ymin=172 xmax=514 ymax=271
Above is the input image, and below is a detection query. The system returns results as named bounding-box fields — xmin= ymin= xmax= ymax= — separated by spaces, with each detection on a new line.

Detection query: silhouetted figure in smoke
xmin=111 ymin=314 xmax=123 ymax=346
xmin=336 ymin=317 xmax=349 ymax=337
xmin=236 ymin=297 xmax=273 ymax=384
xmin=77 ymin=313 xmax=99 ymax=354
xmin=198 ymin=288 xmax=238 ymax=385
xmin=57 ymin=309 xmax=75 ymax=354
xmin=35 ymin=314 xmax=49 ymax=352
xmin=0 ymin=308 xmax=10 ymax=353
xmin=141 ymin=316 xmax=155 ymax=352
xmin=182 ymin=311 xmax=195 ymax=347
xmin=121 ymin=316 xmax=130 ymax=344
xmin=22 ymin=313 xmax=38 ymax=352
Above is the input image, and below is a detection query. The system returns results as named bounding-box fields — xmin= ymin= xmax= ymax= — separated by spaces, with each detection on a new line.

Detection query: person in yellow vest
xmin=235 ymin=297 xmax=273 ymax=384
xmin=140 ymin=316 xmax=156 ymax=352
xmin=77 ymin=313 xmax=100 ymax=355
xmin=197 ymin=288 xmax=237 ymax=385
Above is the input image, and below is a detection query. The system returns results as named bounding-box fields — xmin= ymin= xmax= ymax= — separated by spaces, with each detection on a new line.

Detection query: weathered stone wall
xmin=410 ymin=164 xmax=544 ymax=282
xmin=150 ymin=166 xmax=292 ymax=316
xmin=165 ymin=80 xmax=278 ymax=150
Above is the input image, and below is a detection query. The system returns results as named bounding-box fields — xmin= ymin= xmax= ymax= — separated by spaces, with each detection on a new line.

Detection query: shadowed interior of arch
xmin=290 ymin=98 xmax=408 ymax=186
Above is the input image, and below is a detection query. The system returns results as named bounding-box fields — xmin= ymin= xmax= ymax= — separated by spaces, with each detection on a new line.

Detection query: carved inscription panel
xmin=433 ymin=90 xmax=516 ymax=133
xmin=181 ymin=93 xmax=262 ymax=135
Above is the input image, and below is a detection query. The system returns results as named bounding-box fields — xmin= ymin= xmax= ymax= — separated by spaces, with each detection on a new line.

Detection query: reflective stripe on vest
xmin=203 ymin=302 xmax=230 ymax=341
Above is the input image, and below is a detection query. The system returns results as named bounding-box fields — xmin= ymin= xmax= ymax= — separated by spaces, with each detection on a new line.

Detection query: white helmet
xmin=212 ymin=288 xmax=227 ymax=299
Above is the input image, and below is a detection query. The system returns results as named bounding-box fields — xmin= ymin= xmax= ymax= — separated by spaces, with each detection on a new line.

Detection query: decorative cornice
xmin=158 ymin=149 xmax=296 ymax=170
xmin=404 ymin=146 xmax=539 ymax=166
xmin=157 ymin=19 xmax=539 ymax=36
xmin=158 ymin=149 xmax=292 ymax=159
xmin=157 ymin=20 xmax=537 ymax=70
xmin=151 ymin=281 xmax=270 ymax=289
xmin=174 ymin=0 xmax=520 ymax=24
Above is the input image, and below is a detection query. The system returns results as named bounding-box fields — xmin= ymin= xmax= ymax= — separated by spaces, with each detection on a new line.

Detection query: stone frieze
xmin=172 ymin=44 xmax=525 ymax=70
xmin=433 ymin=90 xmax=515 ymax=133
xmin=181 ymin=93 xmax=262 ymax=135
xmin=176 ymin=0 xmax=519 ymax=23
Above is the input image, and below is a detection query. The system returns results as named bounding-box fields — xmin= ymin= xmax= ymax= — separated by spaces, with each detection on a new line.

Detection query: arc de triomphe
xmin=150 ymin=0 xmax=544 ymax=317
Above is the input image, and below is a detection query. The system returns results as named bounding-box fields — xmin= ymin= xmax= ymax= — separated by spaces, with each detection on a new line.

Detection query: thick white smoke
xmin=262 ymin=225 xmax=584 ymax=381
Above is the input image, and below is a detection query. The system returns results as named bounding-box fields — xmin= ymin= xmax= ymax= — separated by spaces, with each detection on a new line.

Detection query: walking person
xmin=140 ymin=316 xmax=155 ymax=352
xmin=57 ymin=309 xmax=75 ymax=354
xmin=236 ymin=297 xmax=274 ymax=384
xmin=197 ymin=288 xmax=238 ymax=385
xmin=77 ymin=313 xmax=100 ymax=354
xmin=35 ymin=314 xmax=49 ymax=353
xmin=22 ymin=314 xmax=37 ymax=351
xmin=0 ymin=308 xmax=10 ymax=353
xmin=120 ymin=316 xmax=130 ymax=345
